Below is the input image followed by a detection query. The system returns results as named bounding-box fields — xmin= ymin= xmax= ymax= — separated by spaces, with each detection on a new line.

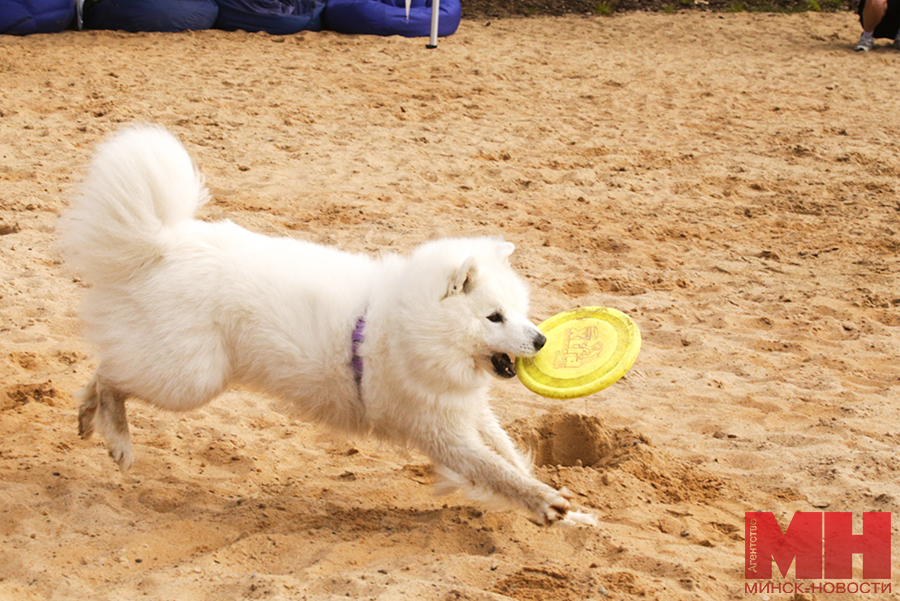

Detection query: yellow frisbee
xmin=516 ymin=307 xmax=641 ymax=399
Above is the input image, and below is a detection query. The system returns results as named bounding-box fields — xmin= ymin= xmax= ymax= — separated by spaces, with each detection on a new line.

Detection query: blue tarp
xmin=82 ymin=0 xmax=218 ymax=32
xmin=1 ymin=0 xmax=460 ymax=38
xmin=0 ymin=0 xmax=74 ymax=34
xmin=214 ymin=0 xmax=324 ymax=34
xmin=323 ymin=0 xmax=459 ymax=37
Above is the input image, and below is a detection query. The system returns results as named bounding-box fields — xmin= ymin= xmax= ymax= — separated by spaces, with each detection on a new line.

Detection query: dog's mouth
xmin=491 ymin=353 xmax=517 ymax=379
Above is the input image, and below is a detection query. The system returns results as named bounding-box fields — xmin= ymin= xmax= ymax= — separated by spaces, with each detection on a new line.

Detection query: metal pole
xmin=426 ymin=0 xmax=440 ymax=48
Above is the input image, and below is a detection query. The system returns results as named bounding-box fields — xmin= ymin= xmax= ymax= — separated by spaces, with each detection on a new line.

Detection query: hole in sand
xmin=510 ymin=413 xmax=647 ymax=469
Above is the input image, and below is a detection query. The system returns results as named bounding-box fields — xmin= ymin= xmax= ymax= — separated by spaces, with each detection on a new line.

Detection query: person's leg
xmin=863 ymin=0 xmax=888 ymax=31
xmin=857 ymin=0 xmax=888 ymax=50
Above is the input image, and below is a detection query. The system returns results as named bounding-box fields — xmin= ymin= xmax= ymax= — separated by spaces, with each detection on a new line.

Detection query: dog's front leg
xmin=478 ymin=413 xmax=533 ymax=475
xmin=424 ymin=433 xmax=571 ymax=525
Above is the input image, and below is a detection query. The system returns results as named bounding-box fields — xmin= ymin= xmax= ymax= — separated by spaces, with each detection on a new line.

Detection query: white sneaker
xmin=855 ymin=33 xmax=874 ymax=51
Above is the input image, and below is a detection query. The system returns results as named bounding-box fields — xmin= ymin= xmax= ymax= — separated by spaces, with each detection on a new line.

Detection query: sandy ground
xmin=1 ymin=11 xmax=899 ymax=600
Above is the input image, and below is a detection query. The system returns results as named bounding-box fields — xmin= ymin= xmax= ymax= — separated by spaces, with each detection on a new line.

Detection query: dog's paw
xmin=532 ymin=488 xmax=573 ymax=526
xmin=78 ymin=416 xmax=95 ymax=440
xmin=531 ymin=488 xmax=599 ymax=527
xmin=106 ymin=438 xmax=134 ymax=472
xmin=77 ymin=397 xmax=98 ymax=440
xmin=562 ymin=510 xmax=599 ymax=527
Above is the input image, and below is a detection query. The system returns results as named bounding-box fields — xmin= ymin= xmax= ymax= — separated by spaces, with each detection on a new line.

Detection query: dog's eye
xmin=487 ymin=312 xmax=505 ymax=323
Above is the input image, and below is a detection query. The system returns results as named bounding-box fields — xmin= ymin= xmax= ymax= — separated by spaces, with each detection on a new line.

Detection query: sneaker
xmin=855 ymin=33 xmax=874 ymax=52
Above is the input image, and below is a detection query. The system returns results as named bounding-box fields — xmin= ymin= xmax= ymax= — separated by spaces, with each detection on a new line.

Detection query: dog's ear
xmin=496 ymin=242 xmax=515 ymax=262
xmin=447 ymin=255 xmax=478 ymax=297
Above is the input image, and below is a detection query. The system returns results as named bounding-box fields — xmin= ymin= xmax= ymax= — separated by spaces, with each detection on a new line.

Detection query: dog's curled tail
xmin=60 ymin=125 xmax=209 ymax=284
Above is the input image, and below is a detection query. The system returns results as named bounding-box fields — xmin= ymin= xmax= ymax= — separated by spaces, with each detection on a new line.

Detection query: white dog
xmin=61 ymin=126 xmax=589 ymax=525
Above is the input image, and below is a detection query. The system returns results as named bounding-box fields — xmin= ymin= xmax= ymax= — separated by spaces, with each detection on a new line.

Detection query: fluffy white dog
xmin=61 ymin=126 xmax=590 ymax=525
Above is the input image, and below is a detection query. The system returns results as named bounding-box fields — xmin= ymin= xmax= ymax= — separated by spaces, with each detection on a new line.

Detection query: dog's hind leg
xmin=76 ymin=373 xmax=134 ymax=471
xmin=76 ymin=376 xmax=100 ymax=441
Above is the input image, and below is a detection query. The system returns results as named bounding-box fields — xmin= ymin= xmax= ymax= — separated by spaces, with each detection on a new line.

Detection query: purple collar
xmin=351 ymin=316 xmax=365 ymax=387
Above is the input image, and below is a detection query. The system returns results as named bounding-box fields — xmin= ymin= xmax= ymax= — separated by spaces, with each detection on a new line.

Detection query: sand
xmin=1 ymin=11 xmax=899 ymax=600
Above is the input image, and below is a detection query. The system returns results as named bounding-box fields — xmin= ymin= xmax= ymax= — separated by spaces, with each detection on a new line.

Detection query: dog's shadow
xmin=107 ymin=468 xmax=502 ymax=563
xmin=236 ymin=496 xmax=499 ymax=554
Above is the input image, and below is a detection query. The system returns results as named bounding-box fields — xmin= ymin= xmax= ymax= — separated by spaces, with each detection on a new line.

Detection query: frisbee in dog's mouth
xmin=491 ymin=353 xmax=517 ymax=378
xmin=515 ymin=306 xmax=641 ymax=399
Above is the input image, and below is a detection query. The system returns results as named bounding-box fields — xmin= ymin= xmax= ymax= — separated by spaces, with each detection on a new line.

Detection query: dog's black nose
xmin=533 ymin=332 xmax=547 ymax=351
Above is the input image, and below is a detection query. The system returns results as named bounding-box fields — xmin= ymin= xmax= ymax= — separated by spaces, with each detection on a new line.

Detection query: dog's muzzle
xmin=490 ymin=332 xmax=546 ymax=379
